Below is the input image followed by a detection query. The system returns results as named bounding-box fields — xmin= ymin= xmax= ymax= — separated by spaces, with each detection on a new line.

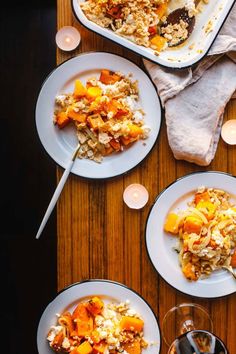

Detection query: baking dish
xmin=72 ymin=0 xmax=235 ymax=69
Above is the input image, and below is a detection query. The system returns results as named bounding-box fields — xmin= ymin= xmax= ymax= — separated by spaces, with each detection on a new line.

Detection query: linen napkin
xmin=144 ymin=4 xmax=236 ymax=166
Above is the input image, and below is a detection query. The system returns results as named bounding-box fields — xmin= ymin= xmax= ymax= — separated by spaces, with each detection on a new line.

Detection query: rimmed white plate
xmin=35 ymin=52 xmax=161 ymax=179
xmin=37 ymin=279 xmax=161 ymax=354
xmin=145 ymin=171 xmax=236 ymax=298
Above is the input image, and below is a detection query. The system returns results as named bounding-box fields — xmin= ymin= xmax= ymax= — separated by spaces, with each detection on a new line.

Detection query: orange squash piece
xmin=127 ymin=124 xmax=143 ymax=138
xmin=164 ymin=213 xmax=179 ymax=234
xmin=55 ymin=111 xmax=70 ymax=129
xmin=87 ymin=297 xmax=104 ymax=315
xmin=122 ymin=340 xmax=141 ymax=354
xmin=183 ymin=216 xmax=203 ymax=234
xmin=120 ymin=136 xmax=137 ymax=146
xmin=51 ymin=330 xmax=64 ymax=349
xmin=71 ymin=341 xmax=93 ymax=354
xmin=120 ymin=316 xmax=144 ymax=332
xmin=150 ymin=35 xmax=167 ymax=52
xmin=110 ymin=139 xmax=121 ymax=151
xmin=90 ymin=329 xmax=101 ymax=344
xmin=196 ymin=201 xmax=216 ymax=220
xmin=87 ymin=114 xmax=104 ymax=130
xmin=230 ymin=249 xmax=236 ymax=268
xmin=67 ymin=108 xmax=87 ymax=123
xmin=87 ymin=86 xmax=102 ymax=100
xmin=58 ymin=312 xmax=74 ymax=335
xmin=99 ymin=69 xmax=121 ymax=85
xmin=93 ymin=341 xmax=108 ymax=354
xmin=194 ymin=191 xmax=210 ymax=205
xmin=155 ymin=3 xmax=168 ymax=19
xmin=107 ymin=6 xmax=122 ymax=19
xmin=182 ymin=263 xmax=198 ymax=281
xmin=72 ymin=303 xmax=93 ymax=337
xmin=74 ymin=79 xmax=87 ymax=97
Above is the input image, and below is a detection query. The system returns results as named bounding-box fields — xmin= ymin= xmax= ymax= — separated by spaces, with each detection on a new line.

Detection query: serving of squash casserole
xmin=164 ymin=187 xmax=236 ymax=281
xmin=47 ymin=296 xmax=148 ymax=354
xmin=54 ymin=69 xmax=149 ymax=163
xmin=80 ymin=0 xmax=197 ymax=53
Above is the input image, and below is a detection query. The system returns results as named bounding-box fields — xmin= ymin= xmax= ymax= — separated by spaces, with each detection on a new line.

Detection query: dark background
xmin=1 ymin=1 xmax=57 ymax=353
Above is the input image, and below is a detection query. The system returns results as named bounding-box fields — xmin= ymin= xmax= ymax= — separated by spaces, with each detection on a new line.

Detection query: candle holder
xmin=56 ymin=26 xmax=81 ymax=52
xmin=221 ymin=119 xmax=236 ymax=145
xmin=123 ymin=183 xmax=149 ymax=209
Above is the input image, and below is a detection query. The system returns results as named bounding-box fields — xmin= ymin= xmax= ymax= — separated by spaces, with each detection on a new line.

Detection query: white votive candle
xmin=123 ymin=184 xmax=149 ymax=209
xmin=56 ymin=26 xmax=81 ymax=51
xmin=221 ymin=120 xmax=236 ymax=145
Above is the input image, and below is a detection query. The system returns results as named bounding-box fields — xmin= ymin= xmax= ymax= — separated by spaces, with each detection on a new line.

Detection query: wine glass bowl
xmin=162 ymin=303 xmax=228 ymax=354
xmin=162 ymin=303 xmax=213 ymax=347
xmin=168 ymin=330 xmax=228 ymax=354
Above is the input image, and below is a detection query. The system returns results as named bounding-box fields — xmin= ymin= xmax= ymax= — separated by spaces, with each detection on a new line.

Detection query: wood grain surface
xmin=57 ymin=1 xmax=236 ymax=353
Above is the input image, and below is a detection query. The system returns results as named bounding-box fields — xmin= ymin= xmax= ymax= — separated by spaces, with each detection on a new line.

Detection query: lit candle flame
xmin=65 ymin=36 xmax=71 ymax=43
xmin=123 ymin=184 xmax=149 ymax=209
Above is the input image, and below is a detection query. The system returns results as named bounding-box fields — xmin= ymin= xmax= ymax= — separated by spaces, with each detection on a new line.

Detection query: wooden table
xmin=57 ymin=1 xmax=236 ymax=353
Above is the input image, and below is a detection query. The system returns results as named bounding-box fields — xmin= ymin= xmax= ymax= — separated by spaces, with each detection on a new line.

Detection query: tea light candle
xmin=56 ymin=26 xmax=81 ymax=51
xmin=221 ymin=120 xmax=236 ymax=145
xmin=123 ymin=184 xmax=149 ymax=209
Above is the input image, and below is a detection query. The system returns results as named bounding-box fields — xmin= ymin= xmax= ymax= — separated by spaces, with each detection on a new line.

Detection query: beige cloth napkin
xmin=144 ymin=5 xmax=236 ymax=166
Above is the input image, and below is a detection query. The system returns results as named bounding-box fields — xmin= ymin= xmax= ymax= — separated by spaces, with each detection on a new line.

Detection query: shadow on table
xmin=1 ymin=1 xmax=57 ymax=353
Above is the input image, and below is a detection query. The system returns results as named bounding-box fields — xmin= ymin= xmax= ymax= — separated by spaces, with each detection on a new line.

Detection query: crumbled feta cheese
xmin=62 ymin=337 xmax=71 ymax=349
xmin=47 ymin=326 xmax=63 ymax=342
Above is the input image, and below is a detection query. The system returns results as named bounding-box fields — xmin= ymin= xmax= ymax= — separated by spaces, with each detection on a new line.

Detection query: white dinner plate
xmin=145 ymin=171 xmax=236 ymax=298
xmin=35 ymin=52 xmax=161 ymax=179
xmin=37 ymin=279 xmax=161 ymax=354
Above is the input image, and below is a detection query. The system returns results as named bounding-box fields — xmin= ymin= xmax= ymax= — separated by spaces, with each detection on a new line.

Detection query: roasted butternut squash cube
xmin=196 ymin=201 xmax=216 ymax=220
xmin=71 ymin=341 xmax=93 ymax=354
xmin=99 ymin=69 xmax=121 ymax=85
xmin=67 ymin=108 xmax=87 ymax=123
xmin=127 ymin=124 xmax=143 ymax=138
xmin=150 ymin=35 xmax=167 ymax=52
xmin=120 ymin=316 xmax=144 ymax=332
xmin=182 ymin=263 xmax=198 ymax=281
xmin=164 ymin=213 xmax=179 ymax=234
xmin=194 ymin=191 xmax=210 ymax=205
xmin=109 ymin=139 xmax=121 ymax=151
xmin=55 ymin=111 xmax=70 ymax=129
xmin=87 ymin=114 xmax=104 ymax=130
xmin=120 ymin=136 xmax=137 ymax=146
xmin=93 ymin=341 xmax=108 ymax=354
xmin=155 ymin=3 xmax=168 ymax=19
xmin=230 ymin=249 xmax=236 ymax=268
xmin=87 ymin=86 xmax=102 ymax=100
xmin=72 ymin=303 xmax=93 ymax=337
xmin=183 ymin=216 xmax=203 ymax=234
xmin=87 ymin=297 xmax=104 ymax=315
xmin=122 ymin=340 xmax=141 ymax=354
xmin=74 ymin=79 xmax=87 ymax=97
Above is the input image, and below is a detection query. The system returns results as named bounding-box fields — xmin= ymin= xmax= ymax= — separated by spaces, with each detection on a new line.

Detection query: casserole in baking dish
xmin=72 ymin=0 xmax=235 ymax=68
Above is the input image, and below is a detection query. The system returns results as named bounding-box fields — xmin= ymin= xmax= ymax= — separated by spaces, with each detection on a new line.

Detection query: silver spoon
xmin=160 ymin=0 xmax=201 ymax=47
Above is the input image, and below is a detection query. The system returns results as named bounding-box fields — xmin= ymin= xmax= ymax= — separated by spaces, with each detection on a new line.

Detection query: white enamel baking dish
xmin=72 ymin=0 xmax=235 ymax=69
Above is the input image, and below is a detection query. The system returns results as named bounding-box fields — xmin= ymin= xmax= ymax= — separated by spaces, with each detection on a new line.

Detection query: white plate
xmin=72 ymin=0 xmax=235 ymax=69
xmin=145 ymin=171 xmax=236 ymax=298
xmin=37 ymin=279 xmax=161 ymax=354
xmin=36 ymin=52 xmax=161 ymax=179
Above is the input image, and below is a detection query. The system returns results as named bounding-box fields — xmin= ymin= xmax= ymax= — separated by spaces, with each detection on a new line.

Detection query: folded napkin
xmin=144 ymin=5 xmax=236 ymax=166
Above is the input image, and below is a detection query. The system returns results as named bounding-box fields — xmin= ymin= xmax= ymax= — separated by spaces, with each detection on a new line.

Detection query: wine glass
xmin=162 ymin=303 xmax=229 ymax=354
